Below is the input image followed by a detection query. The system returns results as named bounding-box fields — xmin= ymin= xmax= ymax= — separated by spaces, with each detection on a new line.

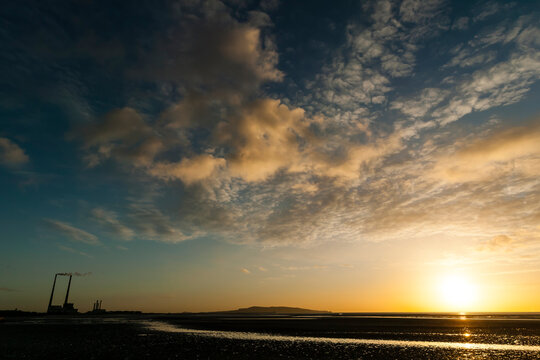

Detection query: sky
xmin=1 ymin=0 xmax=539 ymax=313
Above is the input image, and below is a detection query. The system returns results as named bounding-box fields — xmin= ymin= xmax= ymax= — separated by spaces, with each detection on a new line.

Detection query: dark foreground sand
xmin=2 ymin=315 xmax=540 ymax=359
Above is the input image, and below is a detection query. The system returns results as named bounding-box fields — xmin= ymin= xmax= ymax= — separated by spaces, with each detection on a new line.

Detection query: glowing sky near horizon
xmin=1 ymin=0 xmax=539 ymax=313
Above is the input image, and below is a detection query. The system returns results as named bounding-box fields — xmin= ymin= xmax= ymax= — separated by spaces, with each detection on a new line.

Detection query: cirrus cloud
xmin=45 ymin=219 xmax=101 ymax=246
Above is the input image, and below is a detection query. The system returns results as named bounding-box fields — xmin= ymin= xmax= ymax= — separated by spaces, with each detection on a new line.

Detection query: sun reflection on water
xmin=142 ymin=321 xmax=540 ymax=352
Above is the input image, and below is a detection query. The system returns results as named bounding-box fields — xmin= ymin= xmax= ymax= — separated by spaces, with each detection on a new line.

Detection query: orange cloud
xmin=222 ymin=98 xmax=306 ymax=182
xmin=431 ymin=119 xmax=540 ymax=182
xmin=150 ymin=154 xmax=226 ymax=185
xmin=477 ymin=234 xmax=515 ymax=252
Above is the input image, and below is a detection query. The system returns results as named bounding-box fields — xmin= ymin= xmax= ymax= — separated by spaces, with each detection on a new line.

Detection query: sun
xmin=438 ymin=274 xmax=478 ymax=310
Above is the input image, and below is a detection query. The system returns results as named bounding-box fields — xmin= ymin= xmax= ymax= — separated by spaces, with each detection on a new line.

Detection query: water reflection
xmin=143 ymin=321 xmax=540 ymax=352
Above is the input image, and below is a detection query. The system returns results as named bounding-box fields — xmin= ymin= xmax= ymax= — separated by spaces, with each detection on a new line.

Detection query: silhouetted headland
xmin=213 ymin=306 xmax=331 ymax=315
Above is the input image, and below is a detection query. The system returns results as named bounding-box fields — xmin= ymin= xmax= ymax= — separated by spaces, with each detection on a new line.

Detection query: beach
xmin=2 ymin=314 xmax=540 ymax=359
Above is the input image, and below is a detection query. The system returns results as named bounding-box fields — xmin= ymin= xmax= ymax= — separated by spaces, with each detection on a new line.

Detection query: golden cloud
xmin=477 ymin=234 xmax=515 ymax=252
xmin=150 ymin=154 xmax=226 ymax=185
xmin=222 ymin=98 xmax=306 ymax=182
xmin=431 ymin=119 xmax=540 ymax=182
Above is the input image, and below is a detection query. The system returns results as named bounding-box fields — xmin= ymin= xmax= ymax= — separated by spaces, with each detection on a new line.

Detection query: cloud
xmin=150 ymin=154 xmax=226 ymax=185
xmin=452 ymin=17 xmax=469 ymax=31
xmin=57 ymin=244 xmax=93 ymax=258
xmin=205 ymin=112 xmax=537 ymax=246
xmin=68 ymin=0 xmax=424 ymax=195
xmin=431 ymin=119 xmax=540 ymax=182
xmin=473 ymin=1 xmax=508 ymax=22
xmin=444 ymin=49 xmax=497 ymax=69
xmin=390 ymin=16 xmax=540 ymax=126
xmin=476 ymin=228 xmax=539 ymax=255
xmin=45 ymin=219 xmax=101 ymax=245
xmin=221 ymin=99 xmax=307 ymax=182
xmin=241 ymin=268 xmax=250 ymax=274
xmin=71 ymin=107 xmax=164 ymax=167
xmin=81 ymin=93 xmax=411 ymax=187
xmin=142 ymin=94 xmax=412 ymax=194
xmin=399 ymin=0 xmax=447 ymax=24
xmin=90 ymin=208 xmax=135 ymax=240
xmin=73 ymin=2 xmax=292 ymax=186
xmin=247 ymin=10 xmax=274 ymax=28
xmin=159 ymin=91 xmax=224 ymax=130
xmin=470 ymin=15 xmax=539 ymax=48
xmin=477 ymin=235 xmax=516 ymax=252
xmin=299 ymin=0 xmax=448 ymax=127
xmin=126 ymin=203 xmax=187 ymax=243
xmin=432 ymin=53 xmax=540 ymax=125
xmin=391 ymin=88 xmax=449 ymax=119
xmin=136 ymin=3 xmax=282 ymax=94
xmin=0 ymin=137 xmax=29 ymax=166
xmin=308 ymin=128 xmax=406 ymax=180
xmin=282 ymin=265 xmax=328 ymax=271
xmin=60 ymin=0 xmax=540 ymax=250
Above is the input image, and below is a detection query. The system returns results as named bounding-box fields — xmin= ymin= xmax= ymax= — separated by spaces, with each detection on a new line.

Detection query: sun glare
xmin=438 ymin=274 xmax=478 ymax=310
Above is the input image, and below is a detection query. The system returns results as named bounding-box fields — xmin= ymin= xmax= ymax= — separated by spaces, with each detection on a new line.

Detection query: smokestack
xmin=48 ymin=274 xmax=58 ymax=309
xmin=64 ymin=274 xmax=72 ymax=306
xmin=99 ymin=300 xmax=102 ymax=310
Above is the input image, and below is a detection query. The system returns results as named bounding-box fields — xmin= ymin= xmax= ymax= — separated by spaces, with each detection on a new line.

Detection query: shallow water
xmin=143 ymin=320 xmax=540 ymax=352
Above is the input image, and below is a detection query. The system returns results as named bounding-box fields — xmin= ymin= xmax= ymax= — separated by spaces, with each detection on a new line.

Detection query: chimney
xmin=99 ymin=300 xmax=102 ymax=310
xmin=48 ymin=274 xmax=58 ymax=310
xmin=64 ymin=274 xmax=72 ymax=306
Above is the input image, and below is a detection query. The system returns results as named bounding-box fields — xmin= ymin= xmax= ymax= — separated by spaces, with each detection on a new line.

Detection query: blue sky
xmin=1 ymin=0 xmax=539 ymax=312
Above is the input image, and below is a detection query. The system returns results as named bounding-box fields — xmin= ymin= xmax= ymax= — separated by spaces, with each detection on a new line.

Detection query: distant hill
xmin=219 ymin=306 xmax=331 ymax=314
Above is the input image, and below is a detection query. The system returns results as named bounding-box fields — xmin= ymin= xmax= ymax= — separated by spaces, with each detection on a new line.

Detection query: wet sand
xmin=157 ymin=314 xmax=540 ymax=345
xmin=2 ymin=314 xmax=540 ymax=359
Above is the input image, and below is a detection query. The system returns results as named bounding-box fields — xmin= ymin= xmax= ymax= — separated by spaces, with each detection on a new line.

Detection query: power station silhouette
xmin=47 ymin=273 xmax=78 ymax=314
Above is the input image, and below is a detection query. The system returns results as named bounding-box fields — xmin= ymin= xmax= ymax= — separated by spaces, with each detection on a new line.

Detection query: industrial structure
xmin=47 ymin=273 xmax=78 ymax=314
xmin=90 ymin=299 xmax=106 ymax=314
